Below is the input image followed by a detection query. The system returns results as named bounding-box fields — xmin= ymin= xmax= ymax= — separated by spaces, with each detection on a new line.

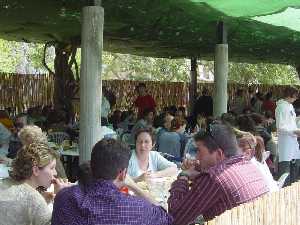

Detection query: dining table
xmin=0 ymin=163 xmax=10 ymax=179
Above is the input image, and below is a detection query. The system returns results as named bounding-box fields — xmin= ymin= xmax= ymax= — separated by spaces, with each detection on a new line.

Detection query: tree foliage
xmin=202 ymin=61 xmax=300 ymax=85
xmin=0 ymin=39 xmax=299 ymax=85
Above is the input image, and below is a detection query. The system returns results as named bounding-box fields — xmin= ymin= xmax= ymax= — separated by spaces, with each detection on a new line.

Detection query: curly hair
xmin=18 ymin=125 xmax=48 ymax=145
xmin=9 ymin=142 xmax=58 ymax=181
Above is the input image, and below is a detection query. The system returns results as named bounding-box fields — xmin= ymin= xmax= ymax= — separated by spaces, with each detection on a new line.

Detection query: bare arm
xmin=125 ymin=175 xmax=159 ymax=206
xmin=150 ymin=166 xmax=178 ymax=178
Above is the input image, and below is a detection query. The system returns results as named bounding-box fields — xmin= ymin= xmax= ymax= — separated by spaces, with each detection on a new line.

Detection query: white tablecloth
xmin=0 ymin=164 xmax=10 ymax=179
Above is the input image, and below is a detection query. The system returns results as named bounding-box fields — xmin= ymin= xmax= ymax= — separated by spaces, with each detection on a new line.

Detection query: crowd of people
xmin=0 ymin=83 xmax=299 ymax=225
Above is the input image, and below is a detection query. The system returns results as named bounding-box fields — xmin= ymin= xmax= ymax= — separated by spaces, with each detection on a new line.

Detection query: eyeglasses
xmin=206 ymin=123 xmax=223 ymax=151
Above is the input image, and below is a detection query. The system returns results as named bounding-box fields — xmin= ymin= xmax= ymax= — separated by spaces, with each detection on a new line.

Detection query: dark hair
xmin=250 ymin=113 xmax=264 ymax=125
xmin=283 ymin=87 xmax=299 ymax=98
xmin=170 ymin=118 xmax=185 ymax=131
xmin=202 ymin=88 xmax=208 ymax=96
xmin=120 ymin=111 xmax=130 ymax=122
xmin=255 ymin=92 xmax=264 ymax=101
xmin=237 ymin=115 xmax=256 ymax=133
xmin=265 ymin=92 xmax=272 ymax=101
xmin=221 ymin=113 xmax=237 ymax=127
xmin=101 ymin=117 xmax=109 ymax=126
xmin=167 ymin=105 xmax=177 ymax=116
xmin=91 ymin=139 xmax=131 ymax=180
xmin=77 ymin=161 xmax=93 ymax=187
xmin=153 ymin=112 xmax=166 ymax=128
xmin=194 ymin=123 xmax=239 ymax=158
xmin=136 ymin=83 xmax=146 ymax=91
xmin=142 ymin=108 xmax=154 ymax=119
xmin=264 ymin=110 xmax=273 ymax=119
xmin=134 ymin=127 xmax=155 ymax=143
xmin=178 ymin=106 xmax=186 ymax=113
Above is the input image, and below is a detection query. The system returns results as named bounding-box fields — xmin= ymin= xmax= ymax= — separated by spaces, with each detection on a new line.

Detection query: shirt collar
xmin=87 ymin=179 xmax=118 ymax=193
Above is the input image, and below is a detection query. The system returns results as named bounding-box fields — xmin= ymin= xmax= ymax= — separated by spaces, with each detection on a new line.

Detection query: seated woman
xmin=0 ymin=125 xmax=67 ymax=178
xmin=238 ymin=134 xmax=278 ymax=192
xmin=0 ymin=142 xmax=69 ymax=225
xmin=128 ymin=128 xmax=178 ymax=182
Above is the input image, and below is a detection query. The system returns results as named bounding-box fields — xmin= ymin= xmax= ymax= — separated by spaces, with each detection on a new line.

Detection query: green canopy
xmin=1 ymin=0 xmax=300 ymax=64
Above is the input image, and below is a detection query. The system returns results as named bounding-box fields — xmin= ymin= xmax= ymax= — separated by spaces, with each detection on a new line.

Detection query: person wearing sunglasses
xmin=168 ymin=122 xmax=269 ymax=225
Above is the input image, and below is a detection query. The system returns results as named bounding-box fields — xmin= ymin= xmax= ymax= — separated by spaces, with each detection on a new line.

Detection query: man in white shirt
xmin=275 ymin=87 xmax=300 ymax=185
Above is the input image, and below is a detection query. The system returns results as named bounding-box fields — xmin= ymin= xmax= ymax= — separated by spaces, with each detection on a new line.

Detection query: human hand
xmin=52 ymin=178 xmax=72 ymax=194
xmin=183 ymin=168 xmax=201 ymax=180
xmin=134 ymin=172 xmax=152 ymax=182
xmin=181 ymin=158 xmax=200 ymax=170
xmin=124 ymin=175 xmax=138 ymax=189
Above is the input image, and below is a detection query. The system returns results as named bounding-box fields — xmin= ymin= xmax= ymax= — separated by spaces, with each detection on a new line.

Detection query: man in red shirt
xmin=168 ymin=122 xmax=269 ymax=225
xmin=262 ymin=92 xmax=276 ymax=117
xmin=134 ymin=83 xmax=156 ymax=119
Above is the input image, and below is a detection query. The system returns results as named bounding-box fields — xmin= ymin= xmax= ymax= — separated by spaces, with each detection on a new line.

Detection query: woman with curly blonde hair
xmin=18 ymin=125 xmax=48 ymax=146
xmin=0 ymin=143 xmax=69 ymax=225
xmin=1 ymin=125 xmax=67 ymax=178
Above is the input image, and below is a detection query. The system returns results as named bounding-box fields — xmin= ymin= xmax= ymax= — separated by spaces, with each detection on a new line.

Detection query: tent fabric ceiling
xmin=0 ymin=0 xmax=300 ymax=64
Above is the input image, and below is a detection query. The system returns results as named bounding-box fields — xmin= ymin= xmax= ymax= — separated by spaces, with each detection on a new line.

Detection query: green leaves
xmin=0 ymin=38 xmax=299 ymax=86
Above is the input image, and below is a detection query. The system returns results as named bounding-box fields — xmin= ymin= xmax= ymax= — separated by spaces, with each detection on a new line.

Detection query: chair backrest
xmin=48 ymin=132 xmax=69 ymax=145
xmin=277 ymin=172 xmax=289 ymax=188
xmin=121 ymin=132 xmax=135 ymax=149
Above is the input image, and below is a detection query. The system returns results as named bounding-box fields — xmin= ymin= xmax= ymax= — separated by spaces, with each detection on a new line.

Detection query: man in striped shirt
xmin=168 ymin=123 xmax=269 ymax=225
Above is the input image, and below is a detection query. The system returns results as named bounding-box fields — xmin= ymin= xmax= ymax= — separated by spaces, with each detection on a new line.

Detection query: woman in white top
xmin=0 ymin=142 xmax=69 ymax=225
xmin=238 ymin=135 xmax=278 ymax=192
xmin=128 ymin=128 xmax=177 ymax=182
xmin=275 ymin=87 xmax=300 ymax=182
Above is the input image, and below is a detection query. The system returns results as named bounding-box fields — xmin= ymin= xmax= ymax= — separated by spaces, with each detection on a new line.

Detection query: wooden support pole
xmin=79 ymin=5 xmax=104 ymax=163
xmin=189 ymin=57 xmax=198 ymax=116
xmin=213 ymin=21 xmax=228 ymax=117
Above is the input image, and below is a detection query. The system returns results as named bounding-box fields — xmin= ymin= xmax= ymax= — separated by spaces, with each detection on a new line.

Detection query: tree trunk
xmin=53 ymin=43 xmax=78 ymax=123
xmin=296 ymin=65 xmax=300 ymax=80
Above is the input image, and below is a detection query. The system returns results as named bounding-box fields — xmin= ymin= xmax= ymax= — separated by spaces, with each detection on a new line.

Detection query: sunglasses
xmin=205 ymin=123 xmax=223 ymax=151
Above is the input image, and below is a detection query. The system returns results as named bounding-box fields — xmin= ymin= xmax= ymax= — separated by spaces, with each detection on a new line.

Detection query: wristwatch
xmin=177 ymin=171 xmax=190 ymax=180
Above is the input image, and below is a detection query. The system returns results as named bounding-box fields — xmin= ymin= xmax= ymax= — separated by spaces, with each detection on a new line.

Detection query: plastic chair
xmin=48 ymin=132 xmax=70 ymax=145
xmin=121 ymin=132 xmax=135 ymax=149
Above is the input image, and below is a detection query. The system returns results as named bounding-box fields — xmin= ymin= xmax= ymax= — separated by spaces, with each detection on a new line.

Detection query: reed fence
xmin=205 ymin=181 xmax=300 ymax=225
xmin=0 ymin=73 xmax=298 ymax=114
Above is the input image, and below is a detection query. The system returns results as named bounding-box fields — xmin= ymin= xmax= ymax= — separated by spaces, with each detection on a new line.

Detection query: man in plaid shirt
xmin=52 ymin=139 xmax=172 ymax=225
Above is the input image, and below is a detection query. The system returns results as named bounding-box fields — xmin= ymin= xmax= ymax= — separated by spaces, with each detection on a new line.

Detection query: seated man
xmin=52 ymin=139 xmax=172 ymax=225
xmin=168 ymin=122 xmax=269 ymax=225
